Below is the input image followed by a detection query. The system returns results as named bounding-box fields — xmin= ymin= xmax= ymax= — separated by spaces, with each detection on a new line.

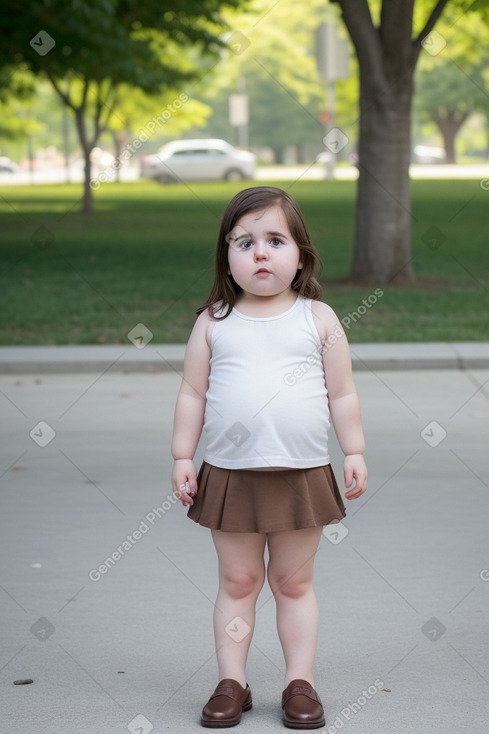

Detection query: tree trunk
xmin=272 ymin=146 xmax=284 ymax=164
xmin=83 ymin=147 xmax=93 ymax=215
xmin=440 ymin=122 xmax=456 ymax=164
xmin=297 ymin=142 xmax=307 ymax=165
xmin=352 ymin=79 xmax=414 ymax=283
xmin=75 ymin=107 xmax=95 ymax=214
xmin=74 ymin=108 xmax=95 ymax=215
xmin=433 ymin=111 xmax=468 ymax=164
xmin=113 ymin=129 xmax=128 ymax=182
xmin=47 ymin=76 xmax=112 ymax=213
xmin=337 ymin=0 xmax=450 ymax=285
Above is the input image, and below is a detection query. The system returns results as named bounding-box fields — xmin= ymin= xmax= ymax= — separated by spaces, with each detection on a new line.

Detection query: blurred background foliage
xmin=1 ymin=0 xmax=488 ymax=167
xmin=1 ymin=1 xmax=488 ymax=342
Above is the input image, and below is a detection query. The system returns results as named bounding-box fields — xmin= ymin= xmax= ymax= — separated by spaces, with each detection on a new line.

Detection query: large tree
xmin=2 ymin=0 xmax=244 ymax=213
xmin=415 ymin=60 xmax=488 ymax=163
xmin=332 ymin=0 xmax=479 ymax=284
xmin=414 ymin=6 xmax=489 ymax=163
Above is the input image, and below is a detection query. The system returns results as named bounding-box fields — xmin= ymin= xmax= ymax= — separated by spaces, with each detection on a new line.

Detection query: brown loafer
xmin=282 ymin=679 xmax=325 ymax=729
xmin=201 ymin=678 xmax=252 ymax=728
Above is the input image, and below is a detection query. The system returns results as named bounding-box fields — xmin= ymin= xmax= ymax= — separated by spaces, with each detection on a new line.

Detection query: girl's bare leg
xmin=266 ymin=526 xmax=323 ymax=689
xmin=211 ymin=529 xmax=267 ymax=688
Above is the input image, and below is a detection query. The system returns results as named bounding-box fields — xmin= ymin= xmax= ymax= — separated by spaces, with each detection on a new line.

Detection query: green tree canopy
xmin=332 ymin=0 xmax=484 ymax=283
xmin=1 ymin=0 xmax=247 ymax=211
xmin=414 ymin=6 xmax=489 ymax=162
xmin=0 ymin=66 xmax=42 ymax=144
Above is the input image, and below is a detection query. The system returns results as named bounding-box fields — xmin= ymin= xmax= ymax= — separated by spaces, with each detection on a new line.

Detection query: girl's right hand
xmin=172 ymin=459 xmax=198 ymax=507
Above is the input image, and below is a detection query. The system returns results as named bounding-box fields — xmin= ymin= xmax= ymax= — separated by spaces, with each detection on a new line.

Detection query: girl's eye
xmin=239 ymin=240 xmax=253 ymax=250
xmin=270 ymin=238 xmax=283 ymax=247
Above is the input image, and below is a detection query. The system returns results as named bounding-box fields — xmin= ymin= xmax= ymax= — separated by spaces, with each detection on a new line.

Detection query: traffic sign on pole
xmin=229 ymin=94 xmax=249 ymax=127
xmin=315 ymin=21 xmax=350 ymax=81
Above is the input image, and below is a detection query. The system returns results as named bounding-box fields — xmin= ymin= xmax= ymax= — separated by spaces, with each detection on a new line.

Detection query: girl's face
xmin=226 ymin=204 xmax=303 ymax=301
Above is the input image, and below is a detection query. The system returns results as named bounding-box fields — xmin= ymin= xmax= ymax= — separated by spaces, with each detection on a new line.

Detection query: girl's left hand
xmin=343 ymin=454 xmax=367 ymax=499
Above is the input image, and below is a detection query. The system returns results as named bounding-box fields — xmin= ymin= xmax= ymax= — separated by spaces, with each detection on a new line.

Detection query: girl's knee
xmin=267 ymin=567 xmax=312 ymax=599
xmin=220 ymin=566 xmax=265 ymax=599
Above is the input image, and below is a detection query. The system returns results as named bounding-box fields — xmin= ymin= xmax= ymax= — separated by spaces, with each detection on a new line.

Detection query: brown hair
xmin=197 ymin=186 xmax=323 ymax=318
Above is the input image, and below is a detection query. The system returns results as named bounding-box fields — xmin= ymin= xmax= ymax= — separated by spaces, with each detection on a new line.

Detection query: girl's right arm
xmin=171 ymin=310 xmax=212 ymax=506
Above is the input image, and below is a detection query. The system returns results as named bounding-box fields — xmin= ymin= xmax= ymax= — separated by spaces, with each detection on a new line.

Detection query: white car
xmin=0 ymin=156 xmax=21 ymax=173
xmin=412 ymin=145 xmax=446 ymax=164
xmin=140 ymin=139 xmax=256 ymax=183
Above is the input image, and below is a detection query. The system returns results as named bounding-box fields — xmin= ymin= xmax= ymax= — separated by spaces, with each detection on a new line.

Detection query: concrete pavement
xmin=1 ymin=361 xmax=489 ymax=733
xmin=1 ymin=342 xmax=489 ymax=374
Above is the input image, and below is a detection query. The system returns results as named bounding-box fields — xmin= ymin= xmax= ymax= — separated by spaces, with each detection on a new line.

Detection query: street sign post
xmin=229 ymin=79 xmax=249 ymax=148
xmin=315 ymin=20 xmax=351 ymax=179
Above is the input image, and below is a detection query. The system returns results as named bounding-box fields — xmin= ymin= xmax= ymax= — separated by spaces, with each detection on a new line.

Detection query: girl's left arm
xmin=312 ymin=302 xmax=367 ymax=499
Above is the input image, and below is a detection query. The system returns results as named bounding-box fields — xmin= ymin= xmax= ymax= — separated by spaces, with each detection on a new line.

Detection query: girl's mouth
xmin=255 ymin=268 xmax=271 ymax=278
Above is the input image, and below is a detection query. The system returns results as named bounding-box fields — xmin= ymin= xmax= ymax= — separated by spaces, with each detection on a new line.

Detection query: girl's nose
xmin=253 ymin=242 xmax=269 ymax=260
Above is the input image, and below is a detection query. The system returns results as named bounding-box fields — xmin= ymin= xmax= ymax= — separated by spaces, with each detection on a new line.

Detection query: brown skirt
xmin=187 ymin=461 xmax=346 ymax=533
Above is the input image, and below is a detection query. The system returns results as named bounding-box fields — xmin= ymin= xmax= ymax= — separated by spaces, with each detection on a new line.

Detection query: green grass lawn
xmin=0 ymin=178 xmax=488 ymax=345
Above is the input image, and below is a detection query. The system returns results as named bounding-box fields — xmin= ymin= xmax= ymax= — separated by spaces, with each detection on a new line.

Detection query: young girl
xmin=171 ymin=186 xmax=367 ymax=729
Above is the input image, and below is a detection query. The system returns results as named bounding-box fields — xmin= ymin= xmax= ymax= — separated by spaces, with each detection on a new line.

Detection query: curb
xmin=0 ymin=343 xmax=488 ymax=374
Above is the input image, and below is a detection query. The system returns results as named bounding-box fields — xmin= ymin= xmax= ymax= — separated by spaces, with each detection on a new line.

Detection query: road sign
xmin=229 ymin=93 xmax=249 ymax=127
xmin=316 ymin=21 xmax=350 ymax=81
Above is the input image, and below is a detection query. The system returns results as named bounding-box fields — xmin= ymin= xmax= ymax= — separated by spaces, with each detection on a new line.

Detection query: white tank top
xmin=203 ymin=296 xmax=331 ymax=469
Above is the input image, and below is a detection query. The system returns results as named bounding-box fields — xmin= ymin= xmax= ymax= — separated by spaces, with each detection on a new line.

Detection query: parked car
xmin=412 ymin=145 xmax=446 ymax=164
xmin=0 ymin=156 xmax=21 ymax=173
xmin=315 ymin=151 xmax=333 ymax=165
xmin=140 ymin=139 xmax=256 ymax=183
